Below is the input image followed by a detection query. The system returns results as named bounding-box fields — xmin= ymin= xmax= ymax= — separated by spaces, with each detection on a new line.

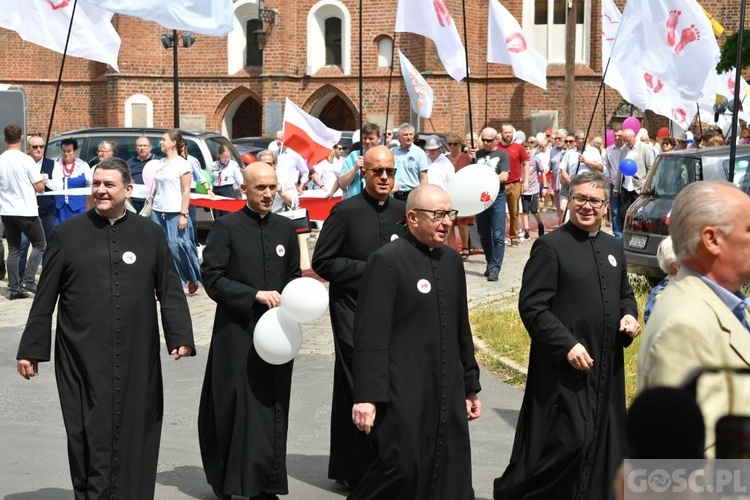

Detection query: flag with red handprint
xmin=487 ymin=0 xmax=547 ymax=89
xmin=395 ymin=0 xmax=467 ymax=81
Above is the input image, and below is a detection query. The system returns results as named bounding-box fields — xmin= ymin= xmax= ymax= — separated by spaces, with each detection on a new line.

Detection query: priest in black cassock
xmin=494 ymin=171 xmax=641 ymax=500
xmin=311 ymin=145 xmax=406 ymax=486
xmin=16 ymin=158 xmax=195 ymax=499
xmin=198 ymin=161 xmax=301 ymax=500
xmin=349 ymin=184 xmax=482 ymax=500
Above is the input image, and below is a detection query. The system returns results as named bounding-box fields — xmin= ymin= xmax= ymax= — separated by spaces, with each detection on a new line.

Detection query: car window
xmin=206 ymin=136 xmax=244 ymax=166
xmin=646 ymin=155 xmax=698 ymax=197
xmin=712 ymin=155 xmax=750 ymax=193
xmin=185 ymin=140 xmax=205 ymax=169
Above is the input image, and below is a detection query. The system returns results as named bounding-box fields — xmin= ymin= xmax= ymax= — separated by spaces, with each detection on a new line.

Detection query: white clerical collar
xmin=95 ymin=209 xmax=127 ymax=225
xmin=246 ymin=204 xmax=269 ymax=219
xmin=589 ymin=230 xmax=599 ymax=237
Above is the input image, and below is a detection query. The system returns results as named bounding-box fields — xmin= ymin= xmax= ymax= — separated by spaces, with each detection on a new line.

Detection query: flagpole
xmin=603 ymin=84 xmax=607 ymax=145
xmin=460 ymin=0 xmax=475 ymax=151
xmin=384 ymin=32 xmax=397 ymax=142
xmin=358 ymin=0 xmax=363 ymax=156
xmin=44 ymin=0 xmax=78 ymax=153
xmin=484 ymin=62 xmax=489 ymax=128
xmin=728 ymin=0 xmax=746 ymax=182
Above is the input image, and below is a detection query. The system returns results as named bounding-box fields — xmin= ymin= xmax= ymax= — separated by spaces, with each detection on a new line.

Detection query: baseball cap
xmin=545 ymin=128 xmax=553 ymax=136
xmin=657 ymin=127 xmax=670 ymax=139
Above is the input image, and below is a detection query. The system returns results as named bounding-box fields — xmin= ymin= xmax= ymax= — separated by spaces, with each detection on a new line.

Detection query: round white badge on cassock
xmin=390 ymin=234 xmax=399 ymax=241
xmin=608 ymin=255 xmax=617 ymax=267
xmin=417 ymin=279 xmax=432 ymax=294
xmin=276 ymin=244 xmax=286 ymax=257
xmin=123 ymin=251 xmax=137 ymax=265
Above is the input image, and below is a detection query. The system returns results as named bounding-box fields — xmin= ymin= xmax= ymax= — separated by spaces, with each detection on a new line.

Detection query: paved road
xmin=0 ymin=220 xmax=554 ymax=499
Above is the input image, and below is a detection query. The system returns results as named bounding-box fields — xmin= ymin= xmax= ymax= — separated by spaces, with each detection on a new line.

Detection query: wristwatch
xmin=180 ymin=213 xmax=189 ymax=218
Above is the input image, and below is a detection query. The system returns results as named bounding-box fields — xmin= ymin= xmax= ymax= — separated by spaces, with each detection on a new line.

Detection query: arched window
xmin=325 ymin=17 xmax=342 ymax=65
xmin=124 ymin=94 xmax=153 ymax=127
xmin=523 ymin=0 xmax=590 ymax=65
xmin=377 ymin=36 xmax=393 ymax=68
xmin=307 ymin=0 xmax=351 ymax=75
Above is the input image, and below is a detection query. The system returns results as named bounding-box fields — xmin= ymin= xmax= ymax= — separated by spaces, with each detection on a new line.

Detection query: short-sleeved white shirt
xmin=0 ymin=149 xmax=42 ymax=216
xmin=152 ymin=156 xmax=191 ymax=213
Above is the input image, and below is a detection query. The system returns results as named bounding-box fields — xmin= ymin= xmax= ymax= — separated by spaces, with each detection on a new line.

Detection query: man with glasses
xmin=199 ymin=161 xmax=301 ymax=500
xmin=350 ymin=184 xmax=481 ymax=499
xmin=495 ymin=171 xmax=639 ymax=500
xmin=615 ymin=128 xmax=654 ymax=230
xmin=312 ymin=145 xmax=406 ymax=489
xmin=559 ymin=131 xmax=603 ymax=223
xmin=126 ymin=135 xmax=161 ymax=213
xmin=603 ymin=128 xmax=624 ymax=238
xmin=472 ymin=127 xmax=510 ymax=282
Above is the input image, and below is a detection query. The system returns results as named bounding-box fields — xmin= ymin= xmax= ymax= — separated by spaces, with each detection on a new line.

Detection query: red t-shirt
xmin=497 ymin=142 xmax=529 ymax=183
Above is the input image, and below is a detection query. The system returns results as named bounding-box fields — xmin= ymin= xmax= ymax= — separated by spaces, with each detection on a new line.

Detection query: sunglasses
xmin=564 ymin=139 xmax=574 ymax=143
xmin=366 ymin=167 xmax=397 ymax=177
xmin=29 ymin=145 xmax=44 ymax=149
xmin=447 ymin=142 xmax=460 ymax=146
xmin=481 ymin=138 xmax=495 ymax=143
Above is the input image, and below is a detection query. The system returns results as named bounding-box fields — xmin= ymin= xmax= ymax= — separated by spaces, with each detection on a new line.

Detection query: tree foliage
xmin=717 ymin=30 xmax=750 ymax=73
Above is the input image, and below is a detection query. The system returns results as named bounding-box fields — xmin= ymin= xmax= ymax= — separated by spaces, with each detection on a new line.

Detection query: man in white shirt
xmin=603 ymin=129 xmax=624 ymax=238
xmin=0 ymin=124 xmax=46 ymax=299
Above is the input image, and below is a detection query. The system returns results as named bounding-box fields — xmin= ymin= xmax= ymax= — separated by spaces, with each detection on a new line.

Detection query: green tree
xmin=717 ymin=30 xmax=750 ymax=73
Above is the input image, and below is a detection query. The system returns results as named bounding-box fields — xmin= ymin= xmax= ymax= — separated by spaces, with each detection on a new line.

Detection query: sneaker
xmin=22 ymin=282 xmax=37 ymax=294
xmin=487 ymin=269 xmax=499 ymax=282
xmin=511 ymin=240 xmax=519 ymax=248
xmin=504 ymin=238 xmax=511 ymax=245
xmin=538 ymin=223 xmax=545 ymax=237
xmin=523 ymin=230 xmax=530 ymax=240
xmin=9 ymin=290 xmax=29 ymax=300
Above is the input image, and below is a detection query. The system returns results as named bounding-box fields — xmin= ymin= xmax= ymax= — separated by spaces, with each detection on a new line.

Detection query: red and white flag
xmin=487 ymin=0 xmax=547 ymax=89
xmin=79 ymin=0 xmax=234 ymax=37
xmin=282 ymin=99 xmax=342 ymax=166
xmin=0 ymin=0 xmax=120 ymax=70
xmin=398 ymin=50 xmax=435 ymax=119
xmin=395 ymin=0 xmax=467 ymax=82
xmin=609 ymin=0 xmax=719 ymax=101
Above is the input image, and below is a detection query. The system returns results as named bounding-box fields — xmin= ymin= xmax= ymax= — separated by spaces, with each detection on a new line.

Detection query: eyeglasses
xmin=554 ymin=136 xmax=564 ymax=140
xmin=564 ymin=139 xmax=574 ymax=144
xmin=365 ymin=167 xmax=397 ymax=177
xmin=447 ymin=142 xmax=460 ymax=146
xmin=571 ymin=195 xmax=606 ymax=208
xmin=335 ymin=146 xmax=343 ymax=150
xmin=29 ymin=145 xmax=44 ymax=149
xmin=481 ymin=138 xmax=495 ymax=143
xmin=414 ymin=208 xmax=459 ymax=221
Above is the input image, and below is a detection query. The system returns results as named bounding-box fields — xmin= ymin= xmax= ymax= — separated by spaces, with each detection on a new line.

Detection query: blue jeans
xmin=475 ymin=191 xmax=507 ymax=273
xmin=610 ymin=183 xmax=622 ymax=239
xmin=151 ymin=210 xmax=202 ymax=284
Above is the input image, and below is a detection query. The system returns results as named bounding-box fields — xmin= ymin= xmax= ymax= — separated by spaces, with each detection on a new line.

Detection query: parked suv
xmin=622 ymin=145 xmax=750 ymax=281
xmin=45 ymin=128 xmax=244 ymax=229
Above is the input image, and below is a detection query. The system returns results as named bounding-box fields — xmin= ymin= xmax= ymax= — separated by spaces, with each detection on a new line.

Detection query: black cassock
xmin=311 ymin=190 xmax=406 ymax=481
xmin=350 ymin=233 xmax=481 ymax=500
xmin=198 ymin=207 xmax=301 ymax=498
xmin=16 ymin=210 xmax=194 ymax=499
xmin=494 ymin=222 xmax=637 ymax=500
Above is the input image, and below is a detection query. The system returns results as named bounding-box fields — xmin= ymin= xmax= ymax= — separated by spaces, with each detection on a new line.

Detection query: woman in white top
xmin=210 ymin=144 xmax=243 ymax=218
xmin=150 ymin=129 xmax=202 ymax=294
xmin=310 ymin=143 xmax=344 ymax=192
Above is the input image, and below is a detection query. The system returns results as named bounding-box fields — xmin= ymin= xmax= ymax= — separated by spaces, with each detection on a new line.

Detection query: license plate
xmin=628 ymin=235 xmax=648 ymax=250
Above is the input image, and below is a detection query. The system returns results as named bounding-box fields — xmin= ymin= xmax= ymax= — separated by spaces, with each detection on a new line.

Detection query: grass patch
xmin=471 ymin=274 xmax=651 ymax=405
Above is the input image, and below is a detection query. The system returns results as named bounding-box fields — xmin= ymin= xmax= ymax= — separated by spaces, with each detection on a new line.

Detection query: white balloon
xmin=281 ymin=277 xmax=329 ymax=323
xmin=253 ymin=308 xmax=303 ymax=365
xmin=446 ymin=164 xmax=500 ymax=217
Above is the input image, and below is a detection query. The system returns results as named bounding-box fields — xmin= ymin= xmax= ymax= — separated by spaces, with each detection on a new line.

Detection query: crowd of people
xmin=2 ymin=117 xmax=750 ymax=499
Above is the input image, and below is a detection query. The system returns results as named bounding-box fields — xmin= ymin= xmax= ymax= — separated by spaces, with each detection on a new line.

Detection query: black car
xmin=623 ymin=145 xmax=750 ymax=282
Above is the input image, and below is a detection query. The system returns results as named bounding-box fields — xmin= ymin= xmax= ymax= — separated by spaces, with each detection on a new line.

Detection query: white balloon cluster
xmin=253 ymin=277 xmax=329 ymax=365
xmin=446 ymin=164 xmax=500 ymax=217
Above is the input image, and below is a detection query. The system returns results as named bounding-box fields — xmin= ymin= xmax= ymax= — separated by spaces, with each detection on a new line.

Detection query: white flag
xmin=601 ymin=0 xmax=627 ymax=94
xmin=487 ymin=0 xmax=547 ymax=89
xmin=80 ymin=0 xmax=234 ymax=37
xmin=609 ymin=0 xmax=720 ymax=101
xmin=395 ymin=0 xmax=467 ymax=82
xmin=398 ymin=50 xmax=435 ymax=119
xmin=0 ymin=0 xmax=120 ymax=71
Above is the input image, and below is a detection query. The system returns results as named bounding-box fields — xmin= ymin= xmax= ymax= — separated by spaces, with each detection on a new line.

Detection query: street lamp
xmin=161 ymin=30 xmax=195 ymax=128
xmin=253 ymin=0 xmax=277 ymax=51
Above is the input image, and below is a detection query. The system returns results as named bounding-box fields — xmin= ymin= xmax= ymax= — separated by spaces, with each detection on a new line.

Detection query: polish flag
xmin=487 ymin=0 xmax=547 ymax=89
xmin=396 ymin=0 xmax=467 ymax=82
xmin=79 ymin=0 xmax=234 ymax=37
xmin=398 ymin=50 xmax=435 ymax=119
xmin=0 ymin=0 xmax=120 ymax=70
xmin=282 ymin=99 xmax=342 ymax=166
xmin=609 ymin=0 xmax=720 ymax=101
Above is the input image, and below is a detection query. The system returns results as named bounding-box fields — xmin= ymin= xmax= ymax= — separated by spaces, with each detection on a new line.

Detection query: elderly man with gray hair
xmin=638 ymin=181 xmax=750 ymax=457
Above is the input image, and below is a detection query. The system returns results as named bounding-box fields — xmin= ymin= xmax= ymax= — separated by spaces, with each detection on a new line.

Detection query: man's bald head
xmin=242 ymin=161 xmax=278 ymax=214
xmin=406 ymin=185 xmax=454 ymax=248
xmin=363 ymin=146 xmax=396 ymax=201
xmin=480 ymin=127 xmax=498 ymax=151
